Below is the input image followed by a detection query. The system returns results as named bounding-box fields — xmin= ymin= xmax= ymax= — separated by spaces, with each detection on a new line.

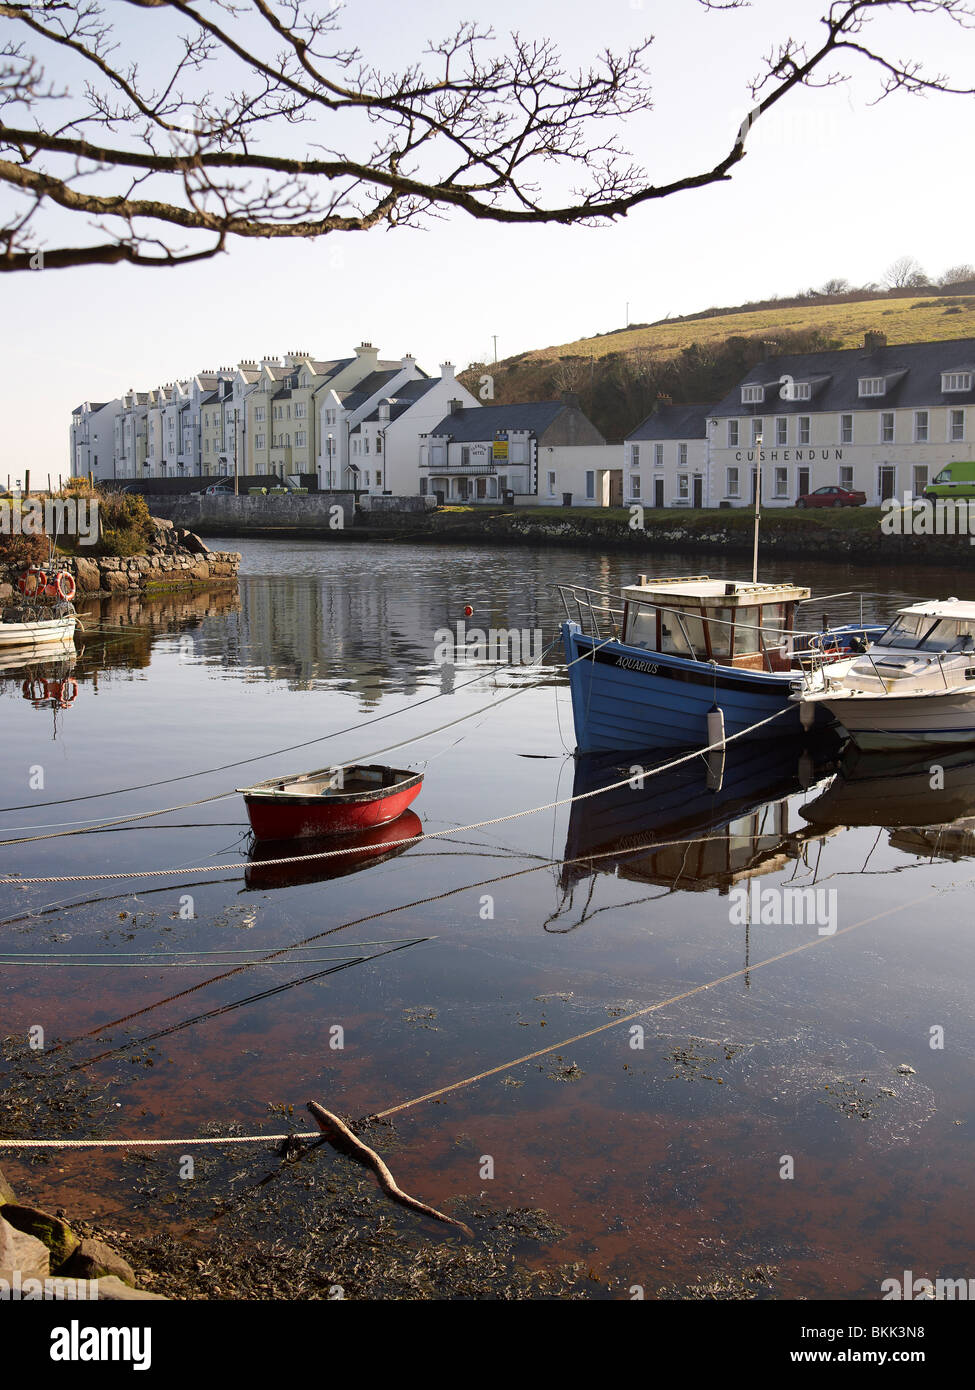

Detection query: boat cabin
xmin=620 ymin=576 xmax=810 ymax=672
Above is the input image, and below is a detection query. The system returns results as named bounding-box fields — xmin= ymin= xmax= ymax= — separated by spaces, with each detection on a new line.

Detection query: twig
xmin=306 ymin=1100 xmax=473 ymax=1238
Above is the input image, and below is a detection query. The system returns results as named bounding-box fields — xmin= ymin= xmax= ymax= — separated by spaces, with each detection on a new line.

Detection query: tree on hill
xmin=940 ymin=264 xmax=975 ymax=286
xmin=884 ymin=255 xmax=930 ymax=289
xmin=2 ymin=0 xmax=974 ymax=271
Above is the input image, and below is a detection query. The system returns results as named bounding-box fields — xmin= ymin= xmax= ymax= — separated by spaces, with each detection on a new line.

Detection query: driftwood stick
xmin=307 ymin=1101 xmax=473 ymax=1238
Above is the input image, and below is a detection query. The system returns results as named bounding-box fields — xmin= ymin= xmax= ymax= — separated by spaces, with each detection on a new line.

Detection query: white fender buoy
xmin=706 ymin=705 xmax=726 ymax=749
xmin=799 ymin=699 xmax=815 ymax=730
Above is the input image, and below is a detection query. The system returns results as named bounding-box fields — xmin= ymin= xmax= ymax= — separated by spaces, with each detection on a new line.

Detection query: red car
xmin=796 ymin=484 xmax=867 ymax=509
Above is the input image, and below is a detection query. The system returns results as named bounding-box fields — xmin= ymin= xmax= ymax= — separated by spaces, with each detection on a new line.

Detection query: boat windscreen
xmin=876 ymin=614 xmax=975 ymax=653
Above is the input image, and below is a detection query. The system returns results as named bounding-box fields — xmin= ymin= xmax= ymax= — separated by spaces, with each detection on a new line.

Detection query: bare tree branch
xmin=0 ymin=0 xmax=972 ymax=271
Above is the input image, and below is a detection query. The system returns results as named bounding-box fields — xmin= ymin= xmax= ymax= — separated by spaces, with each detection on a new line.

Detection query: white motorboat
xmin=795 ymin=598 xmax=975 ymax=750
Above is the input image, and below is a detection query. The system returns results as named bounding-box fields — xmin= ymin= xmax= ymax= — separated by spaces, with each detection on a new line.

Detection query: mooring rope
xmin=0 ymin=887 xmax=940 ymax=1151
xmin=0 ymin=636 xmax=564 ymax=815
xmin=0 ymin=706 xmax=791 ymax=883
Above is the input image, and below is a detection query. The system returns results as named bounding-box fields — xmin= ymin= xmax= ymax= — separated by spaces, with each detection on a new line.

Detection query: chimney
xmin=440 ymin=362 xmax=456 ymax=381
xmin=401 ymin=354 xmax=416 ymax=371
xmin=448 ymin=398 xmax=464 ymax=416
xmin=863 ymin=331 xmax=887 ymax=353
xmin=355 ymin=341 xmax=379 ymax=371
xmin=560 ymin=390 xmax=580 ymax=408
xmin=655 ymin=393 xmax=673 ymax=410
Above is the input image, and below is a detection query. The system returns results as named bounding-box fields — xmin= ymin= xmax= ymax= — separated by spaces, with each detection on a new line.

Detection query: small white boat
xmin=796 ymin=598 xmax=975 ymax=750
xmin=0 ymin=611 xmax=76 ymax=650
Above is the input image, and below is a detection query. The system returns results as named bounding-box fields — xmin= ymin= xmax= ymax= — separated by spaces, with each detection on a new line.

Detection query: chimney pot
xmin=448 ymin=398 xmax=463 ymax=416
xmin=864 ymin=331 xmax=888 ymax=352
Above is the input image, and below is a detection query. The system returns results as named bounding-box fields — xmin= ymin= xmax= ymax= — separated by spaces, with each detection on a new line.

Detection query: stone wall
xmin=146 ymin=490 xmax=356 ymax=535
xmin=0 ymin=517 xmax=240 ymax=602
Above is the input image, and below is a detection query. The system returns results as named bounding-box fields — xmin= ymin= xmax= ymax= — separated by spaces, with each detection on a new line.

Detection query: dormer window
xmin=859 ymin=377 xmax=886 ymax=397
xmin=741 ymin=384 xmax=764 ymax=404
xmin=786 ymin=381 xmax=811 ymax=401
xmin=942 ymin=371 xmax=973 ymax=393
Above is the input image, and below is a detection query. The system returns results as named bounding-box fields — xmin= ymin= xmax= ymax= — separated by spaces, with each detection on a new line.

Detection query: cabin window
xmin=659 ymin=611 xmax=707 ymax=658
xmin=626 ymin=605 xmax=658 ymax=649
xmin=733 ymin=607 xmax=762 ymax=655
xmin=707 ymin=607 xmax=736 ymax=660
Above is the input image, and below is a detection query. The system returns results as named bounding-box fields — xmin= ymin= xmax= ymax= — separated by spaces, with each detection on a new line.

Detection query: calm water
xmin=2 ymin=540 xmax=974 ymax=1299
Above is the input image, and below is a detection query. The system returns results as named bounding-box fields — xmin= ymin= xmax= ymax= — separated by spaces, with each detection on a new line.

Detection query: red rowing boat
xmin=244 ymin=810 xmax=423 ymax=890
xmin=238 ymin=763 xmax=423 ymax=842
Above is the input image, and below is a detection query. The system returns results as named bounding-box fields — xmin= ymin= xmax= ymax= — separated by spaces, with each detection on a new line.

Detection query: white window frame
xmin=631 ymin=473 xmax=641 ymax=500
xmin=751 ymin=418 xmax=764 ymax=446
xmin=880 ymin=412 xmax=895 ymax=444
xmin=775 ymin=417 xmax=788 ymax=446
xmin=727 ymin=420 xmax=739 ymax=447
xmin=547 ymin=470 xmax=557 ymax=497
xmin=585 ymin=470 xmax=595 ymax=500
xmin=858 ymin=377 xmax=886 ymax=397
xmin=950 ymin=408 xmax=965 ymax=442
xmin=914 ymin=410 xmax=929 ymax=443
xmin=677 ymin=473 xmax=689 ymax=500
xmin=741 ymin=384 xmax=764 ymax=405
xmin=942 ymin=372 xmax=973 ymax=393
xmin=654 ymin=443 xmax=664 ymax=468
xmin=798 ymin=416 xmax=810 ymax=445
xmin=678 ymin=442 xmax=688 ymax=466
xmin=773 ymin=467 xmax=788 ymax=498
xmin=629 ymin=444 xmax=640 ymax=467
xmin=840 ymin=414 xmax=854 ymax=445
xmin=839 ymin=465 xmax=855 ymax=491
xmin=726 ymin=467 xmax=740 ymax=498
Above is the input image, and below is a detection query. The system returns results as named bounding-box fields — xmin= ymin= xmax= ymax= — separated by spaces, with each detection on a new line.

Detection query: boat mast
xmin=751 ymin=428 xmax=763 ymax=584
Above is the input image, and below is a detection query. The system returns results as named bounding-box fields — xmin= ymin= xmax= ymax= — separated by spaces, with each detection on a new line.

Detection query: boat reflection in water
xmin=557 ymin=736 xmax=840 ymax=919
xmin=801 ymin=745 xmax=975 ymax=862
xmin=244 ymin=809 xmax=422 ymax=891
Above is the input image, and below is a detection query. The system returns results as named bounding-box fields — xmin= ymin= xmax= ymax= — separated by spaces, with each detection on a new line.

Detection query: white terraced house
xmin=622 ymin=333 xmax=975 ymax=510
xmin=69 ymin=399 xmax=121 ymax=482
xmin=348 ymin=363 xmax=480 ymax=497
xmin=624 ymin=403 xmax=710 ymax=509
xmin=708 ymin=332 xmax=975 ymax=508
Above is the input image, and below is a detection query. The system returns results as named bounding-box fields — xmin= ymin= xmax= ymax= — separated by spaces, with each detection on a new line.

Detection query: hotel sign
xmin=492 ymin=440 xmax=509 ymax=460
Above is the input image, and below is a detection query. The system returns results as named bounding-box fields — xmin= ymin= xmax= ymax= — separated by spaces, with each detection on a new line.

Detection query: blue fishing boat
xmin=560 ymin=575 xmax=876 ymax=754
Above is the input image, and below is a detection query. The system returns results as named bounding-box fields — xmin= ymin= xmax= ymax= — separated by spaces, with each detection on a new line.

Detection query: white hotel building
xmin=625 ymin=333 xmax=975 ymax=509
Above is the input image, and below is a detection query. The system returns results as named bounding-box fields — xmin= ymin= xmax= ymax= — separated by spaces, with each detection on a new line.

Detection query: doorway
xmin=692 ymin=475 xmax=703 ymax=507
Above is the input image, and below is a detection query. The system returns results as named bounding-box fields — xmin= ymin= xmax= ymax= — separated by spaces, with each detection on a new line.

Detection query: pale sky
xmin=3 ymin=0 xmax=974 ymax=476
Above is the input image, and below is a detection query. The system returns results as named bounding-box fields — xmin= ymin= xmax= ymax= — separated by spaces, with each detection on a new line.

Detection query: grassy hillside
xmin=460 ymin=292 xmax=975 ymax=444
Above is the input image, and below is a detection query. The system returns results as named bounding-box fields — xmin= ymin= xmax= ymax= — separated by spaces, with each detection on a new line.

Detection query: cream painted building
xmin=69 ymin=398 xmax=121 ymax=481
xmin=706 ymin=333 xmax=975 ymax=507
xmin=624 ymin=404 xmax=710 ymax=509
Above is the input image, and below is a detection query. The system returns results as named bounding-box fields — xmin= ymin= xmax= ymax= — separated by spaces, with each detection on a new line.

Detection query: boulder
xmin=59 ymin=1237 xmax=136 ymax=1287
xmin=102 ymin=569 xmax=131 ymax=593
xmin=0 ymin=1166 xmax=16 ymax=1206
xmin=182 ymin=531 xmax=212 ymax=556
xmin=72 ymin=556 xmax=101 ymax=593
xmin=0 ymin=1205 xmax=79 ymax=1268
xmin=149 ymin=516 xmax=174 ymax=530
xmin=0 ymin=1213 xmax=50 ymax=1285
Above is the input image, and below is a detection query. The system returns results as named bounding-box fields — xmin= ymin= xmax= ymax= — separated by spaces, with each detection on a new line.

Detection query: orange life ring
xmin=55 ymin=572 xmax=76 ymax=602
xmin=55 ymin=678 xmax=78 ymax=708
xmin=17 ymin=568 xmax=47 ymax=597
